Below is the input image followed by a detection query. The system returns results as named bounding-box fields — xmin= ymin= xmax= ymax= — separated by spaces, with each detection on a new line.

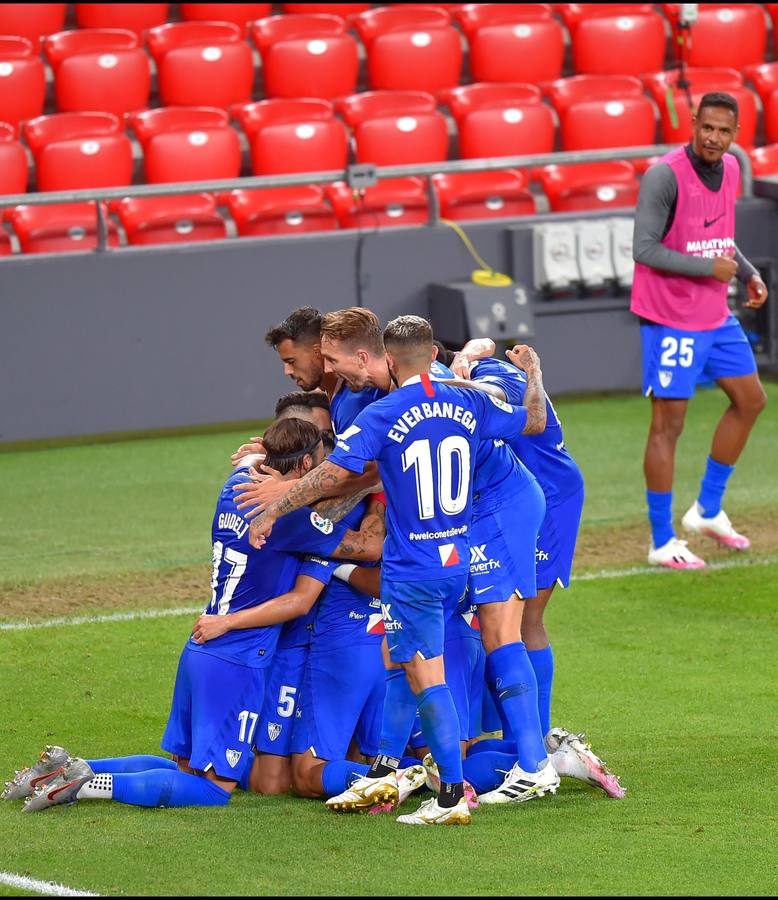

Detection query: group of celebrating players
xmin=5 ymin=305 xmax=625 ymax=826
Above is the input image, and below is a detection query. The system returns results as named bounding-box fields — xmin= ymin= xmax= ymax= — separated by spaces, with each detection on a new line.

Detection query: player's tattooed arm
xmin=506 ymin=344 xmax=547 ymax=435
xmin=249 ymin=460 xmax=351 ymax=547
xmin=312 ymin=484 xmax=375 ymax=523
xmin=330 ymin=496 xmax=386 ymax=561
xmin=439 ymin=377 xmax=507 ymax=401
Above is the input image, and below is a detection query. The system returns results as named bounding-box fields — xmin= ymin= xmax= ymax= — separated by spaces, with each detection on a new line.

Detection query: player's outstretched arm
xmin=439 ymin=376 xmax=507 ymax=401
xmin=191 ymin=575 xmax=325 ymax=642
xmin=506 ymin=344 xmax=547 ymax=435
xmin=333 ymin=563 xmax=382 ymax=598
xmin=249 ymin=459 xmax=353 ymax=547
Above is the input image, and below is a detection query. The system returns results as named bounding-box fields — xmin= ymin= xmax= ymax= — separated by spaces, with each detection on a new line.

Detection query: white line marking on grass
xmin=1 ymin=554 xmax=777 ymax=633
xmin=0 ymin=872 xmax=100 ymax=897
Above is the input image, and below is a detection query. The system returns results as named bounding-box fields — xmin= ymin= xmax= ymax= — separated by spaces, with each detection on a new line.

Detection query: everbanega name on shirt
xmin=685 ymin=237 xmax=735 ymax=259
xmin=387 ymin=402 xmax=478 ymax=444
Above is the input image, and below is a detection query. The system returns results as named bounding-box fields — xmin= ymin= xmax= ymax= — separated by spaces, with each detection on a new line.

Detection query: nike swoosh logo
xmin=704 ymin=213 xmax=725 ymax=228
xmin=474 ymin=586 xmax=493 ymax=595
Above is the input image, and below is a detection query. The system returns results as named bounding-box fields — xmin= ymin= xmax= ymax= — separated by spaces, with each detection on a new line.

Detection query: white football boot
xmin=367 ymin=765 xmax=427 ymax=815
xmin=396 ymin=795 xmax=471 ymax=826
xmin=23 ymin=758 xmax=95 ymax=812
xmin=681 ymin=502 xmax=750 ymax=551
xmin=3 ymin=746 xmax=72 ymax=801
xmin=647 ymin=537 xmax=706 ymax=569
xmin=478 ymin=758 xmax=559 ymax=805
xmin=421 ymin=753 xmax=479 ymax=809
xmin=546 ymin=728 xmax=626 ymax=799
xmin=325 ymin=772 xmax=399 ymax=812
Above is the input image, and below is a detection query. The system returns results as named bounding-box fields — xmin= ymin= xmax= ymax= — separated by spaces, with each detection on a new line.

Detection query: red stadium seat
xmin=74 ymin=5 xmax=170 ymax=38
xmin=129 ymin=107 xmax=242 ymax=183
xmin=433 ymin=170 xmax=535 ymax=221
xmin=337 ymin=91 xmax=448 ymax=165
xmin=451 ymin=98 xmax=555 ymax=160
xmin=0 ymin=37 xmax=45 ymax=135
xmin=111 ymin=194 xmax=227 ymax=245
xmin=765 ymin=4 xmax=778 ymax=38
xmin=557 ymin=4 xmax=654 ymax=33
xmin=664 ymin=4 xmax=766 ymax=69
xmin=546 ymin=75 xmax=644 ymax=113
xmin=281 ymin=4 xmax=371 ymax=16
xmin=0 ymin=122 xmax=28 ymax=194
xmin=233 ymin=99 xmax=348 ymax=175
xmin=45 ymin=29 xmax=151 ymax=117
xmin=326 ymin=178 xmax=429 ymax=229
xmin=765 ymin=92 xmax=778 ymax=145
xmin=642 ymin=68 xmax=743 ymax=104
xmin=251 ymin=15 xmax=358 ymax=99
xmin=24 ymin=112 xmax=133 ymax=191
xmin=558 ymin=96 xmax=657 ymax=151
xmin=743 ymin=62 xmax=778 ymax=106
xmin=7 ymin=202 xmax=120 ymax=253
xmin=466 ymin=17 xmax=564 ymax=84
xmin=749 ymin=143 xmax=778 ymax=176
xmin=441 ymin=83 xmax=542 ymax=119
xmin=453 ymin=5 xmax=551 ymax=40
xmin=571 ymin=12 xmax=666 ymax=77
xmin=179 ymin=4 xmax=272 ymax=37
xmin=147 ymin=22 xmax=254 ymax=108
xmin=0 ymin=228 xmax=11 ymax=255
xmin=352 ymin=6 xmax=462 ymax=93
xmin=539 ymin=161 xmax=640 ymax=212
xmin=227 ymin=186 xmax=339 ymax=236
xmin=0 ymin=3 xmax=66 ymax=51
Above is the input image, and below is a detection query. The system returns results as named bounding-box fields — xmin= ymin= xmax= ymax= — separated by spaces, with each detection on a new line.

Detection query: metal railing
xmin=0 ymin=143 xmax=754 ymax=251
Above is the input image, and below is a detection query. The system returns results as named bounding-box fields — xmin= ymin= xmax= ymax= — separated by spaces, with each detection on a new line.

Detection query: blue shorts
xmin=291 ymin=642 xmax=385 ymax=760
xmin=469 ymin=481 xmax=546 ymax=604
xmin=381 ymin=574 xmax=468 ymax=664
xmin=255 ymin=645 xmax=308 ymax=756
xmin=641 ymin=315 xmax=757 ymax=399
xmin=536 ymin=487 xmax=584 ymax=590
xmin=161 ymin=646 xmax=264 ymax=783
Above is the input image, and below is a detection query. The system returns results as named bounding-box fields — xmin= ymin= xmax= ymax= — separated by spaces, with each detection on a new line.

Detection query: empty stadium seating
xmin=227 ymin=186 xmax=339 ymax=236
xmin=111 ymin=193 xmax=227 ymax=244
xmin=281 ymin=4 xmax=371 ymax=16
xmin=326 ymin=178 xmax=429 ymax=228
xmin=766 ymin=93 xmax=778 ymax=145
xmin=179 ymin=4 xmax=272 ymax=37
xmin=539 ymin=162 xmax=640 ymax=212
xmin=749 ymin=143 xmax=778 ymax=176
xmin=571 ymin=10 xmax=666 ymax=77
xmin=7 ymin=202 xmax=120 ymax=253
xmin=0 ymin=3 xmax=67 ymax=51
xmin=233 ymin=99 xmax=348 ymax=174
xmin=0 ymin=123 xmax=28 ymax=194
xmin=465 ymin=15 xmax=565 ymax=84
xmin=74 ymin=4 xmax=170 ymax=37
xmin=129 ymin=107 xmax=242 ymax=183
xmin=45 ymin=29 xmax=151 ymax=117
xmin=251 ymin=14 xmax=359 ymax=99
xmin=147 ymin=22 xmax=254 ymax=108
xmin=352 ymin=6 xmax=462 ymax=93
xmin=24 ymin=112 xmax=133 ymax=191
xmin=557 ymin=4 xmax=655 ymax=32
xmin=0 ymin=37 xmax=46 ymax=135
xmin=453 ymin=4 xmax=552 ymax=40
xmin=337 ymin=91 xmax=448 ymax=165
xmin=434 ymin=169 xmax=536 ymax=221
xmin=744 ymin=62 xmax=778 ymax=106
xmin=664 ymin=4 xmax=767 ymax=70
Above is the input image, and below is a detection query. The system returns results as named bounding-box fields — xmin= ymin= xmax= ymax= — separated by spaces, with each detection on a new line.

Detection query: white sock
xmin=77 ymin=773 xmax=113 ymax=800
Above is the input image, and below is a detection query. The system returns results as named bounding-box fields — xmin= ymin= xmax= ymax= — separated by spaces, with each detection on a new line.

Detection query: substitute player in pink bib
xmin=631 ymin=92 xmax=768 ymax=568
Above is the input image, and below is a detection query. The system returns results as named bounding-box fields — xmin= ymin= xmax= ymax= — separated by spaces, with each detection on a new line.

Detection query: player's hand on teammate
xmin=248 ymin=514 xmax=274 ymax=548
xmin=506 ymin=344 xmax=541 ymax=374
xmin=230 ymin=437 xmax=264 ymax=467
xmin=449 ymin=352 xmax=472 ymax=380
xmin=234 ymin=469 xmax=292 ymax=518
xmin=745 ymin=275 xmax=768 ymax=309
xmin=711 ymin=256 xmax=738 ymax=283
xmin=191 ymin=613 xmax=232 ymax=643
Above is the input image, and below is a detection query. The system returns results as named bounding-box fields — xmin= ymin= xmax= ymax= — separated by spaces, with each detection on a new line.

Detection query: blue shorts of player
xmin=469 ymin=479 xmax=546 ymax=605
xmin=535 ymin=486 xmax=585 ymax=591
xmin=291 ymin=642 xmax=385 ymax=760
xmin=381 ymin=574 xmax=469 ymax=664
xmin=641 ymin=314 xmax=757 ymax=399
xmin=255 ymin=645 xmax=308 ymax=756
xmin=161 ymin=645 xmax=263 ymax=784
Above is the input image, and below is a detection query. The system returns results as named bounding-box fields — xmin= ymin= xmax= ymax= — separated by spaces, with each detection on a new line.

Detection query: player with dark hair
xmin=275 ymin=391 xmax=332 ymax=435
xmin=632 ymin=91 xmax=768 ymax=568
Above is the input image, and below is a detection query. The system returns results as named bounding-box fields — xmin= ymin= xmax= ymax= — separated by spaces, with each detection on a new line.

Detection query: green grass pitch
xmin=1 ymin=386 xmax=777 ymax=896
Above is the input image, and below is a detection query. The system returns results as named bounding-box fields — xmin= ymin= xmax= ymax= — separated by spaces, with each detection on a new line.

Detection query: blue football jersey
xmin=329 ymin=374 xmax=528 ymax=580
xmin=471 ymin=358 xmax=584 ymax=507
xmin=188 ymin=467 xmax=349 ymax=667
xmin=329 ymin=380 xmax=386 ymax=438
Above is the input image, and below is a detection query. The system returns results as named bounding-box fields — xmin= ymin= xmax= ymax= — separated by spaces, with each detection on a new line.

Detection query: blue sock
xmin=463 ymin=752 xmax=518 ymax=794
xmin=466 ymin=739 xmax=517 ymax=757
xmin=527 ymin=646 xmax=554 ymax=738
xmin=417 ymin=684 xmax=463 ymax=785
xmin=485 ymin=653 xmax=514 ymax=742
xmin=647 ymin=490 xmax=674 ymax=548
xmin=111 ymin=770 xmax=231 ymax=807
xmin=321 ymin=760 xmax=370 ymax=798
xmin=488 ymin=642 xmax=547 ymax=773
xmin=86 ymin=755 xmax=178 ymax=774
xmin=376 ymin=669 xmax=419 ymax=759
xmin=697 ymin=456 xmax=735 ymax=518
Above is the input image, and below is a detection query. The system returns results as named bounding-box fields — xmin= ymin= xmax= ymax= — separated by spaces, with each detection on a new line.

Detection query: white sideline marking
xmin=0 ymin=871 xmax=100 ymax=897
xmin=1 ymin=554 xmax=776 ymax=633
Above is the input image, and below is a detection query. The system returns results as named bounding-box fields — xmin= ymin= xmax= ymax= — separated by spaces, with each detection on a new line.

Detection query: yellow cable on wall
xmin=440 ymin=217 xmax=514 ymax=287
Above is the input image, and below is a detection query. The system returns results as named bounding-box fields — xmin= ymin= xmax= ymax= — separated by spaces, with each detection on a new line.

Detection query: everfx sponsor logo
xmin=469 ymin=544 xmax=501 ymax=574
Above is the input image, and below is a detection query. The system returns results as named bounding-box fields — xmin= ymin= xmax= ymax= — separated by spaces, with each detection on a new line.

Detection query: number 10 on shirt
xmin=402 ymin=437 xmax=471 ymax=519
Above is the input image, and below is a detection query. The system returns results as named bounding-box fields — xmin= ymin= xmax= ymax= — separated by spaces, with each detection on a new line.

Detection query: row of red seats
xmin=2 ymin=71 xmax=774 ymax=196
xmin=0 ymin=4 xmax=773 ymax=130
xmin=0 ymin=161 xmax=643 ymax=255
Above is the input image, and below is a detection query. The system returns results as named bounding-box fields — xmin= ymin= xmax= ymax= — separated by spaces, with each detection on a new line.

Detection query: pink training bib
xmin=631 ymin=146 xmax=739 ymax=331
